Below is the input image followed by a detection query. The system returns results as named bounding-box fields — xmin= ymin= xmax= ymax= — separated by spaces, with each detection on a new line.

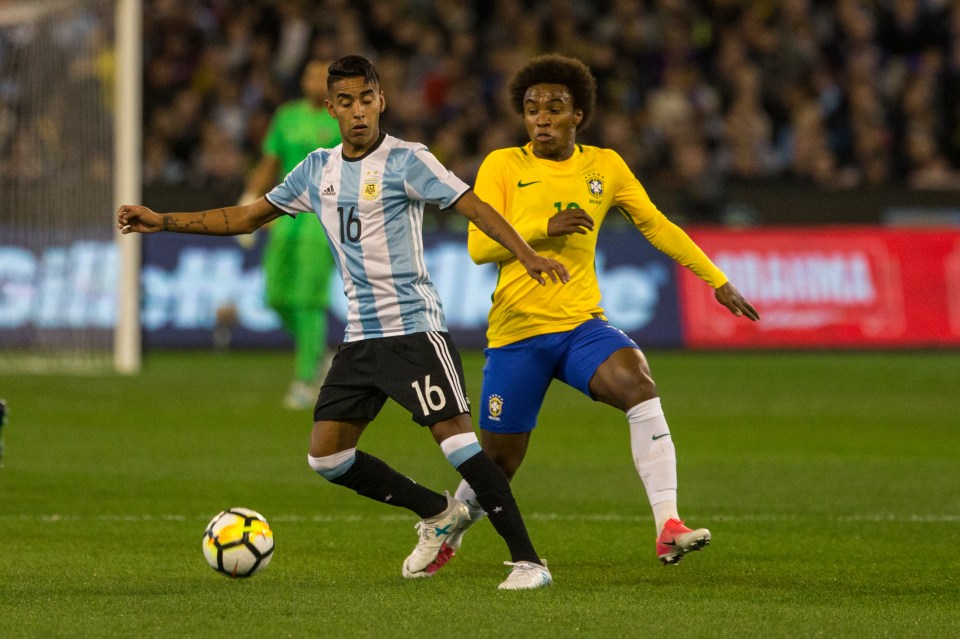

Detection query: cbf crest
xmin=585 ymin=172 xmax=604 ymax=203
xmin=362 ymin=169 xmax=381 ymax=201
xmin=487 ymin=394 xmax=504 ymax=422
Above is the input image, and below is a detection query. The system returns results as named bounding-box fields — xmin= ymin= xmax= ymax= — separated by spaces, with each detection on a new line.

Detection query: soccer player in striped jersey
xmin=444 ymin=54 xmax=760 ymax=568
xmin=117 ymin=55 xmax=568 ymax=590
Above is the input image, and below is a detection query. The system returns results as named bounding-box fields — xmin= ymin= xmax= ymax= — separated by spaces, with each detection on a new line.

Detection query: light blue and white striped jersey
xmin=266 ymin=132 xmax=470 ymax=342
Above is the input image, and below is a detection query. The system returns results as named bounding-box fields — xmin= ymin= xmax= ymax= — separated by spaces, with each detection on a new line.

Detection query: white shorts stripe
xmin=426 ymin=331 xmax=469 ymax=413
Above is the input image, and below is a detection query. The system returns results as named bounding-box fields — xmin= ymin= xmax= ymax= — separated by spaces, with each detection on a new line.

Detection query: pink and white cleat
xmin=657 ymin=518 xmax=711 ymax=565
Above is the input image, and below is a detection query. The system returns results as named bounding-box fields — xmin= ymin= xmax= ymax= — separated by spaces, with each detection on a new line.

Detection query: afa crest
xmin=362 ymin=170 xmax=381 ymax=201
xmin=488 ymin=394 xmax=504 ymax=421
xmin=585 ymin=172 xmax=604 ymax=200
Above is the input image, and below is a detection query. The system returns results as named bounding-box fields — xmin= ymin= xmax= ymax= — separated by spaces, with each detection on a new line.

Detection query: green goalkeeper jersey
xmin=262 ymin=99 xmax=341 ymax=308
xmin=263 ymin=99 xmax=341 ymax=176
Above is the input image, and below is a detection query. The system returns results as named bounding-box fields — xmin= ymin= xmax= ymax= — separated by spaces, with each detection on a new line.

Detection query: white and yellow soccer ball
xmin=202 ymin=508 xmax=274 ymax=578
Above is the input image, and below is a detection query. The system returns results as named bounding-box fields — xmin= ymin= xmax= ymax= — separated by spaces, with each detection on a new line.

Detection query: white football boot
xmin=444 ymin=498 xmax=485 ymax=553
xmin=401 ymin=493 xmax=470 ymax=578
xmin=498 ymin=560 xmax=553 ymax=590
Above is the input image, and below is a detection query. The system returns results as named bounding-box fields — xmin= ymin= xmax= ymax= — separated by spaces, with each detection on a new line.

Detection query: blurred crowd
xmin=0 ymin=0 xmax=115 ymax=224
xmin=3 ymin=0 xmax=960 ymax=222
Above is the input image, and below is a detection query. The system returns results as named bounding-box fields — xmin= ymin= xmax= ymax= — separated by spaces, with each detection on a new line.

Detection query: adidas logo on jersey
xmin=322 ymin=184 xmax=336 ymax=195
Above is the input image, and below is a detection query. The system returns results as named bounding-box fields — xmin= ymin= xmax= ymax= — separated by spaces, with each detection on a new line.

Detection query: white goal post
xmin=113 ymin=0 xmax=141 ymax=374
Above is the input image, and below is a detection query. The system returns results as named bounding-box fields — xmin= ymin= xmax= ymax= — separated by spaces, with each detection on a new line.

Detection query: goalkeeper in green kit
xmin=238 ymin=58 xmax=341 ymax=409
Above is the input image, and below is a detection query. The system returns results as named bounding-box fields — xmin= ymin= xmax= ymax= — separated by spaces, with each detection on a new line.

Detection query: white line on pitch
xmin=1 ymin=513 xmax=958 ymax=523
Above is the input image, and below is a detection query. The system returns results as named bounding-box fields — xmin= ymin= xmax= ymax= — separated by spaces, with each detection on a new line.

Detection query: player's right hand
xmin=548 ymin=207 xmax=595 ymax=236
xmin=522 ymin=254 xmax=570 ymax=286
xmin=117 ymin=204 xmax=162 ymax=234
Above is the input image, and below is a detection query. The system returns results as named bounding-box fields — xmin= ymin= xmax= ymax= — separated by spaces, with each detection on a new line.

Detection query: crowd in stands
xmin=3 ymin=0 xmax=960 ymax=222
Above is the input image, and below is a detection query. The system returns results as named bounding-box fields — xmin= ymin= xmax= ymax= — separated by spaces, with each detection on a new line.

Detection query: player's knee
xmin=477 ymin=429 xmax=530 ymax=479
xmin=485 ymin=448 xmax=523 ymax=479
xmin=308 ymin=449 xmax=356 ymax=481
xmin=634 ymin=370 xmax=658 ymax=400
xmin=624 ymin=378 xmax=658 ymax=409
xmin=597 ymin=367 xmax=657 ymax=410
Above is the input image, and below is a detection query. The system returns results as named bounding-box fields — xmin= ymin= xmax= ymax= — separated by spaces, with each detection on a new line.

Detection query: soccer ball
xmin=202 ymin=508 xmax=274 ymax=578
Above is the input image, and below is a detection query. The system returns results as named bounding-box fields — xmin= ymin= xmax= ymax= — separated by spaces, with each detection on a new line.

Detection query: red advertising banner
xmin=680 ymin=227 xmax=960 ymax=348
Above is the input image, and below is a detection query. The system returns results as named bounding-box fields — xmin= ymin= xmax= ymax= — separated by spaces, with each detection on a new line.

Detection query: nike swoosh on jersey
xmin=517 ymin=180 xmax=542 ymax=188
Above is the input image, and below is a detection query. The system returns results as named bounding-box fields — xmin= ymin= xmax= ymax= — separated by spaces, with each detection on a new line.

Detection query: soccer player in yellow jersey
xmin=435 ymin=54 xmax=760 ymax=570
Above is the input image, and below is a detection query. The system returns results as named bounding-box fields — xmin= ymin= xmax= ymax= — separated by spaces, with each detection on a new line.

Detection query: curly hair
xmin=508 ymin=54 xmax=597 ymax=129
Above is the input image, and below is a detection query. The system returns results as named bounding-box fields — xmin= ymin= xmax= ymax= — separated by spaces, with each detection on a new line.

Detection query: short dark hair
xmin=327 ymin=55 xmax=380 ymax=92
xmin=509 ymin=54 xmax=597 ymax=129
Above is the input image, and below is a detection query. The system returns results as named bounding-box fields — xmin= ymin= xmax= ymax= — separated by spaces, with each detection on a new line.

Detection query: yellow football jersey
xmin=470 ymin=143 xmax=728 ymax=348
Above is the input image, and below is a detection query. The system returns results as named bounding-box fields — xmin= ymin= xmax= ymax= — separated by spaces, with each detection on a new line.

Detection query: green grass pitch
xmin=1 ymin=349 xmax=958 ymax=637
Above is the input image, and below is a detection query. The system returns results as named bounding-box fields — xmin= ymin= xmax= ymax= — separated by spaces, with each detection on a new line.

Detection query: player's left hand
xmin=714 ymin=282 xmax=760 ymax=321
xmin=548 ymin=207 xmax=594 ymax=236
xmin=235 ymin=231 xmax=257 ymax=250
xmin=522 ymin=254 xmax=570 ymax=286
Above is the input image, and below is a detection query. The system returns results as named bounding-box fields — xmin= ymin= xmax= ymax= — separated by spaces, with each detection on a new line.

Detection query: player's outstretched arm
xmin=454 ymin=191 xmax=570 ymax=285
xmin=117 ymin=198 xmax=284 ymax=236
xmin=466 ymin=204 xmax=595 ymax=265
xmin=714 ymin=282 xmax=760 ymax=321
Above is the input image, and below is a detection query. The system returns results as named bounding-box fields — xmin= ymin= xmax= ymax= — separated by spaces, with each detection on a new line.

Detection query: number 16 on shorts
xmin=411 ymin=375 xmax=446 ymax=415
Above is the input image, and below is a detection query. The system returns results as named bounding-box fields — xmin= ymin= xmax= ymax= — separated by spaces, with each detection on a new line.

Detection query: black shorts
xmin=314 ymin=331 xmax=471 ymax=426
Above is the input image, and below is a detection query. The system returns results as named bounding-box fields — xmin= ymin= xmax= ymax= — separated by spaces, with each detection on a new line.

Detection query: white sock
xmin=652 ymin=502 xmax=680 ymax=535
xmin=627 ymin=398 xmax=679 ymax=533
xmin=454 ymin=479 xmax=485 ymax=514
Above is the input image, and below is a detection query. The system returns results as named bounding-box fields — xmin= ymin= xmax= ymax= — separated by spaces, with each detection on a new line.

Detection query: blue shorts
xmin=479 ymin=319 xmax=639 ymax=434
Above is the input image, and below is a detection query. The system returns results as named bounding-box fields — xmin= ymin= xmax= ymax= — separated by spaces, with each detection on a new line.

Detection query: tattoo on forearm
xmin=161 ymin=209 xmax=231 ymax=234
xmin=480 ymin=221 xmax=505 ymax=247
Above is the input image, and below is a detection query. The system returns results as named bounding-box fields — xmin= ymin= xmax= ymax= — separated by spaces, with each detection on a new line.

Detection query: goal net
xmin=0 ymin=0 xmax=138 ymax=374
